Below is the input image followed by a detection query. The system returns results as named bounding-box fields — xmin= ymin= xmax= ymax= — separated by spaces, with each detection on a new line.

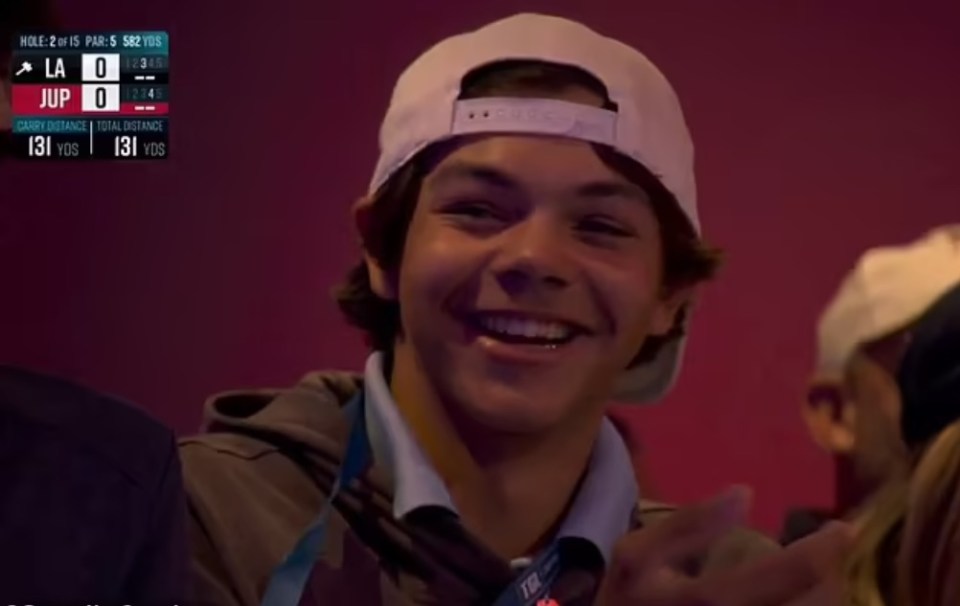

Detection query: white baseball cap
xmin=816 ymin=225 xmax=960 ymax=376
xmin=369 ymin=13 xmax=700 ymax=404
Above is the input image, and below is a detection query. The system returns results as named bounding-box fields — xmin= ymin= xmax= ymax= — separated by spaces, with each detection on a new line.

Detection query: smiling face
xmin=365 ymin=131 xmax=687 ymax=436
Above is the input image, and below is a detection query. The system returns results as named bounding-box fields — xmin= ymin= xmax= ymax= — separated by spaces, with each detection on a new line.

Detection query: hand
xmin=593 ymin=488 xmax=853 ymax=606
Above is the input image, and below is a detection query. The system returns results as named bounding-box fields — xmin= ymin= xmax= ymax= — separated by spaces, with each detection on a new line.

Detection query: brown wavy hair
xmin=334 ymin=60 xmax=723 ymax=365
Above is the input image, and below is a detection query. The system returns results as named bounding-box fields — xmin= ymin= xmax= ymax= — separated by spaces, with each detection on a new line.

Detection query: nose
xmin=491 ymin=215 xmax=572 ymax=294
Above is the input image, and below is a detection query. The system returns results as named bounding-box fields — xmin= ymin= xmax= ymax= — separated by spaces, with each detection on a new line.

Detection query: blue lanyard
xmin=491 ymin=545 xmax=562 ymax=606
xmin=260 ymin=393 xmax=563 ymax=606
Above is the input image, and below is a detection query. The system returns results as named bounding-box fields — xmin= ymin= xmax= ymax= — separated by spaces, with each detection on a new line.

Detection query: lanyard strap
xmin=491 ymin=542 xmax=562 ymax=606
xmin=260 ymin=395 xmax=369 ymax=606
xmin=260 ymin=393 xmax=564 ymax=606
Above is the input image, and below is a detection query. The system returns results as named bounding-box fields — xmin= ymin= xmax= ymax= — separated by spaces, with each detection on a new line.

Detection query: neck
xmin=389 ymin=347 xmax=604 ymax=561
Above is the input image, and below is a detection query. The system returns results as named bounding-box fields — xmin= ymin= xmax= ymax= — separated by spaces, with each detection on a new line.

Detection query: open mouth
xmin=468 ymin=312 xmax=584 ymax=347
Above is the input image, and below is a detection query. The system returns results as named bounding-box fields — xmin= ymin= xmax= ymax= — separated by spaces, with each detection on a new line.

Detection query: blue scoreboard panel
xmin=10 ymin=32 xmax=169 ymax=160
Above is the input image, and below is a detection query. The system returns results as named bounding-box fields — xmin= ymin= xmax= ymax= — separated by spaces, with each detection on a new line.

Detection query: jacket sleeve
xmin=121 ymin=434 xmax=190 ymax=604
xmin=187 ymin=502 xmax=247 ymax=606
xmin=181 ymin=440 xmax=256 ymax=606
xmin=179 ymin=435 xmax=304 ymax=606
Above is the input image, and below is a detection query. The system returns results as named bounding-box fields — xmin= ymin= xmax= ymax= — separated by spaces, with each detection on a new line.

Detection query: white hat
xmin=369 ymin=13 xmax=699 ymax=404
xmin=816 ymin=225 xmax=960 ymax=376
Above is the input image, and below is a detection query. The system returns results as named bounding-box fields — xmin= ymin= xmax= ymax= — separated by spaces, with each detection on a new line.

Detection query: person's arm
xmin=698 ymin=525 xmax=781 ymax=573
xmin=595 ymin=491 xmax=851 ymax=606
xmin=121 ymin=434 xmax=189 ymax=603
xmin=180 ymin=441 xmax=262 ymax=606
xmin=637 ymin=498 xmax=780 ymax=574
xmin=187 ymin=506 xmax=247 ymax=606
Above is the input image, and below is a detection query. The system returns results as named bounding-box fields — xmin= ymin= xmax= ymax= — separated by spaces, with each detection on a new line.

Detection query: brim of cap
xmin=613 ymin=334 xmax=685 ymax=404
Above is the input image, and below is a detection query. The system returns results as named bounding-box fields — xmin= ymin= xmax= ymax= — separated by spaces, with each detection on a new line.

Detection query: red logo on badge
xmin=536 ymin=599 xmax=559 ymax=606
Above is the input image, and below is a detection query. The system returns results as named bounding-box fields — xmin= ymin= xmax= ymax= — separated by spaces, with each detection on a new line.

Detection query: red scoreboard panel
xmin=10 ymin=32 xmax=169 ymax=160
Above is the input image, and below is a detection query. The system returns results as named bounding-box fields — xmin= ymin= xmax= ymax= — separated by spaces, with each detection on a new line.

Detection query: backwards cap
xmin=369 ymin=13 xmax=699 ymax=403
xmin=817 ymin=225 xmax=960 ymax=377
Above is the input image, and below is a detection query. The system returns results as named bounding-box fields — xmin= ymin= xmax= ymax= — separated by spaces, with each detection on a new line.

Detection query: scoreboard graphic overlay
xmin=10 ymin=32 xmax=169 ymax=160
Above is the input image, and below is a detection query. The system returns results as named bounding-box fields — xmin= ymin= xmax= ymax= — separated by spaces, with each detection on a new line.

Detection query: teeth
xmin=480 ymin=316 xmax=572 ymax=341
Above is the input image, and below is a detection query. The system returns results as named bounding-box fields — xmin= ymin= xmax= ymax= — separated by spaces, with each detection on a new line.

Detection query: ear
xmin=801 ymin=380 xmax=856 ymax=454
xmin=352 ymin=196 xmax=397 ymax=300
xmin=648 ymin=285 xmax=696 ymax=336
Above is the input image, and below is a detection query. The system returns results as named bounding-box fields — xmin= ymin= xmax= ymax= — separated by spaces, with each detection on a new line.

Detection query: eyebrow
xmin=427 ymin=161 xmax=648 ymax=201
xmin=429 ymin=162 xmax=518 ymax=190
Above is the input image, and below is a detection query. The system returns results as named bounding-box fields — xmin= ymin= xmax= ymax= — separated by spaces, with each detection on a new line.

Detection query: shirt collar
xmin=363 ymin=352 xmax=639 ymax=563
xmin=364 ymin=352 xmax=457 ymax=515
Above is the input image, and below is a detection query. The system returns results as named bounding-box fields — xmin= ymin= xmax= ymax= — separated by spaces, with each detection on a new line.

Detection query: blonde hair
xmin=845 ymin=420 xmax=960 ymax=606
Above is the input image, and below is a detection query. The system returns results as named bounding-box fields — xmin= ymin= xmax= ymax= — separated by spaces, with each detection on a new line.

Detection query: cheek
xmin=588 ymin=252 xmax=663 ymax=331
xmin=860 ymin=376 xmax=903 ymax=426
xmin=397 ymin=223 xmax=477 ymax=317
xmin=585 ymin=261 xmax=666 ymax=369
xmin=877 ymin=385 xmax=903 ymax=423
xmin=855 ymin=390 xmax=903 ymax=447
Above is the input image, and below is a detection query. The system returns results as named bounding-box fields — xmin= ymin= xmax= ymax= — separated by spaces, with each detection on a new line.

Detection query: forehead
xmin=423 ymin=134 xmax=640 ymax=195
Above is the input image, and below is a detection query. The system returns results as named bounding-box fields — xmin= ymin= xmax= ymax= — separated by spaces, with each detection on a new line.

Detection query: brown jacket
xmin=181 ymin=371 xmax=778 ymax=606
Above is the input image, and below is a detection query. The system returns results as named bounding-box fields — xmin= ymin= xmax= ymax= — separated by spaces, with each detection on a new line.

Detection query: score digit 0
xmin=82 ymin=84 xmax=121 ymax=112
xmin=81 ymin=54 xmax=121 ymax=82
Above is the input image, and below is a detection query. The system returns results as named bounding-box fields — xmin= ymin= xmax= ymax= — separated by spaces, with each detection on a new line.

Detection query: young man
xmin=786 ymin=225 xmax=960 ymax=543
xmin=182 ymin=14 xmax=848 ymax=606
xmin=0 ymin=366 xmax=187 ymax=603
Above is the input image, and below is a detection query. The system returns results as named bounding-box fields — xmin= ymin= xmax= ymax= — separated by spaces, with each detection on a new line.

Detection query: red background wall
xmin=2 ymin=0 xmax=958 ymax=533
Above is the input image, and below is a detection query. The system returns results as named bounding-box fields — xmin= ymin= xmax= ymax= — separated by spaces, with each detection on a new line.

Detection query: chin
xmin=450 ymin=378 xmax=581 ymax=435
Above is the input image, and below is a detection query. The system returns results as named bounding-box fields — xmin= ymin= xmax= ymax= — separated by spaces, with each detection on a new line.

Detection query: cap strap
xmin=452 ymin=97 xmax=617 ymax=146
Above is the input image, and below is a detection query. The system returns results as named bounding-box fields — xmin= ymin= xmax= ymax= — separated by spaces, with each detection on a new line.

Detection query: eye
xmin=441 ymin=199 xmax=506 ymax=222
xmin=578 ymin=216 xmax=634 ymax=237
xmin=451 ymin=201 xmax=496 ymax=218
